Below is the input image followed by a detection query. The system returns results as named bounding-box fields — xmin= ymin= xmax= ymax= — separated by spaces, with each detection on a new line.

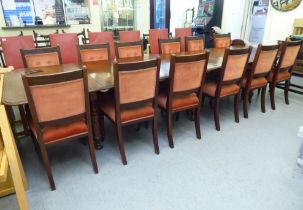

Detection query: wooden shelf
xmin=2 ymin=24 xmax=71 ymax=30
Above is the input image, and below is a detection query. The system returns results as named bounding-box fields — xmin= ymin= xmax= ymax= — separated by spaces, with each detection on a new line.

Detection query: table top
xmin=1 ymin=47 xmax=255 ymax=106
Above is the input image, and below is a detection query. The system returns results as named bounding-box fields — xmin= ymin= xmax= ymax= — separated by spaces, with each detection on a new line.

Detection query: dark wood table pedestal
xmin=89 ymin=92 xmax=103 ymax=150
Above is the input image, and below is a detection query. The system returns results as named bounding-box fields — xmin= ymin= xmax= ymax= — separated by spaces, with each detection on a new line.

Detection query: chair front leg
xmin=166 ymin=111 xmax=174 ymax=148
xmin=270 ymin=83 xmax=276 ymax=110
xmin=116 ymin=124 xmax=127 ymax=165
xmin=243 ymin=88 xmax=249 ymax=119
xmin=194 ymin=107 xmax=201 ymax=139
xmin=152 ymin=117 xmax=160 ymax=154
xmin=261 ymin=86 xmax=267 ymax=113
xmin=284 ymin=80 xmax=290 ymax=105
xmin=234 ymin=93 xmax=240 ymax=123
xmin=87 ymin=131 xmax=99 ymax=174
xmin=214 ymin=97 xmax=220 ymax=131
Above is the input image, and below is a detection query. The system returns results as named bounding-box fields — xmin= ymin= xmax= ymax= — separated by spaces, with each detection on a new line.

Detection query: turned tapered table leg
xmin=89 ymin=92 xmax=103 ymax=150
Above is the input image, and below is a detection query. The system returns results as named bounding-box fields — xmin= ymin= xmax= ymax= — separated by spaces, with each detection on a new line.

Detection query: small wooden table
xmin=1 ymin=48 xmax=254 ymax=149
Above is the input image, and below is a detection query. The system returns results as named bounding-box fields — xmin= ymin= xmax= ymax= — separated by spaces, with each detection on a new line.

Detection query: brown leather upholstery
xmin=157 ymin=93 xmax=199 ymax=110
xmin=117 ymin=45 xmax=143 ymax=58
xmin=187 ymin=40 xmax=204 ymax=52
xmin=80 ymin=48 xmax=109 ymax=62
xmin=254 ymin=49 xmax=278 ymax=74
xmin=280 ymin=45 xmax=301 ymax=68
xmin=173 ymin=60 xmax=206 ymax=92
xmin=203 ymin=82 xmax=240 ymax=97
xmin=100 ymin=99 xmax=154 ymax=123
xmin=214 ymin=37 xmax=231 ymax=48
xmin=223 ymin=54 xmax=249 ymax=81
xmin=119 ymin=67 xmax=157 ymax=104
xmin=267 ymin=71 xmax=291 ymax=82
xmin=30 ymin=79 xmax=85 ymax=122
xmin=241 ymin=77 xmax=268 ymax=88
xmin=25 ymin=52 xmax=60 ymax=68
xmin=29 ymin=119 xmax=88 ymax=144
xmin=160 ymin=42 xmax=181 ymax=55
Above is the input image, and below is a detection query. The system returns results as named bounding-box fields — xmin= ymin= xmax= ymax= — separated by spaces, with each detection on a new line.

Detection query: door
xmin=150 ymin=0 xmax=170 ymax=30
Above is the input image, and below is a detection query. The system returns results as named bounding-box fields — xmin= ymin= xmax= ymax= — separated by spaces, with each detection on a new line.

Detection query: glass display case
xmin=101 ymin=0 xmax=134 ymax=37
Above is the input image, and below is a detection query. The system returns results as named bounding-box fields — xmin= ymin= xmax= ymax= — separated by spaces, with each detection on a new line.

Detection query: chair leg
xmin=18 ymin=105 xmax=29 ymax=135
xmin=214 ymin=98 xmax=220 ymax=131
xmin=261 ymin=86 xmax=267 ymax=113
xmin=243 ymin=89 xmax=249 ymax=119
xmin=100 ymin=114 xmax=105 ymax=142
xmin=194 ymin=108 xmax=201 ymax=139
xmin=87 ymin=131 xmax=99 ymax=174
xmin=202 ymin=94 xmax=206 ymax=105
xmin=257 ymin=88 xmax=261 ymax=95
xmin=166 ymin=111 xmax=174 ymax=148
xmin=284 ymin=80 xmax=290 ymax=105
xmin=39 ymin=144 xmax=56 ymax=190
xmin=270 ymin=84 xmax=276 ymax=110
xmin=116 ymin=125 xmax=127 ymax=165
xmin=234 ymin=93 xmax=240 ymax=123
xmin=152 ymin=118 xmax=160 ymax=154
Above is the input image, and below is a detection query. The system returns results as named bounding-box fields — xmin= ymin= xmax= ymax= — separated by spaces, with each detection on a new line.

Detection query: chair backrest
xmin=115 ymin=40 xmax=144 ymax=59
xmin=220 ymin=47 xmax=252 ymax=85
xmin=168 ymin=53 xmax=209 ymax=104
xmin=22 ymin=69 xmax=90 ymax=140
xmin=175 ymin=28 xmax=192 ymax=52
xmin=231 ymin=39 xmax=246 ymax=47
xmin=88 ymin=32 xmax=115 ymax=60
xmin=49 ymin=33 xmax=78 ymax=65
xmin=20 ymin=46 xmax=62 ymax=68
xmin=213 ymin=33 xmax=231 ymax=48
xmin=119 ymin=31 xmax=141 ymax=42
xmin=113 ymin=58 xmax=161 ymax=121
xmin=185 ymin=36 xmax=205 ymax=52
xmin=149 ymin=29 xmax=169 ymax=54
xmin=33 ymin=30 xmax=59 ymax=48
xmin=78 ymin=44 xmax=110 ymax=64
xmin=158 ymin=38 xmax=181 ymax=55
xmin=251 ymin=44 xmax=279 ymax=76
xmin=1 ymin=36 xmax=35 ymax=68
xmin=277 ymin=40 xmax=303 ymax=71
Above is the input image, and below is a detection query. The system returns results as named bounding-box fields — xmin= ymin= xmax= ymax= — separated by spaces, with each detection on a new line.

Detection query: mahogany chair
xmin=33 ymin=30 xmax=59 ymax=48
xmin=203 ymin=47 xmax=252 ymax=131
xmin=242 ymin=44 xmax=279 ymax=118
xmin=185 ymin=36 xmax=205 ymax=52
xmin=231 ymin=39 xmax=246 ymax=47
xmin=99 ymin=58 xmax=161 ymax=165
xmin=213 ymin=33 xmax=231 ymax=48
xmin=20 ymin=46 xmax=62 ymax=68
xmin=149 ymin=29 xmax=169 ymax=54
xmin=88 ymin=31 xmax=115 ymax=60
xmin=158 ymin=38 xmax=181 ymax=55
xmin=115 ymin=40 xmax=144 ymax=59
xmin=62 ymin=29 xmax=88 ymax=44
xmin=158 ymin=52 xmax=209 ymax=148
xmin=49 ymin=33 xmax=79 ymax=64
xmin=119 ymin=30 xmax=141 ymax=42
xmin=268 ymin=40 xmax=303 ymax=110
xmin=22 ymin=69 xmax=98 ymax=190
xmin=175 ymin=28 xmax=192 ymax=52
xmin=78 ymin=43 xmax=110 ymax=64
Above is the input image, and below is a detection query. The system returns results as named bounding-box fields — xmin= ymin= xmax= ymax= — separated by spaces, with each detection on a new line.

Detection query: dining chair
xmin=213 ymin=33 xmax=231 ymax=48
xmin=22 ymin=68 xmax=98 ymax=190
xmin=158 ymin=38 xmax=181 ymax=55
xmin=115 ymin=40 xmax=144 ymax=59
xmin=88 ymin=31 xmax=116 ymax=60
xmin=175 ymin=28 xmax=192 ymax=52
xmin=99 ymin=58 xmax=161 ymax=165
xmin=20 ymin=46 xmax=62 ymax=68
xmin=231 ymin=39 xmax=246 ymax=47
xmin=268 ymin=40 xmax=303 ymax=110
xmin=119 ymin=30 xmax=141 ymax=42
xmin=33 ymin=30 xmax=59 ymax=48
xmin=158 ymin=52 xmax=209 ymax=148
xmin=49 ymin=33 xmax=79 ymax=64
xmin=242 ymin=44 xmax=279 ymax=118
xmin=185 ymin=36 xmax=205 ymax=52
xmin=78 ymin=43 xmax=110 ymax=64
xmin=149 ymin=29 xmax=169 ymax=54
xmin=203 ymin=47 xmax=252 ymax=131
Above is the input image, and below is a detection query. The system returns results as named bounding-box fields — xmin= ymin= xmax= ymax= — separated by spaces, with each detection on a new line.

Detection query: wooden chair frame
xmin=100 ymin=58 xmax=161 ymax=165
xmin=159 ymin=52 xmax=209 ymax=148
xmin=22 ymin=69 xmax=98 ymax=190
xmin=114 ymin=40 xmax=144 ymax=59
xmin=33 ymin=30 xmax=59 ymax=48
xmin=158 ymin=37 xmax=181 ymax=54
xmin=77 ymin=43 xmax=110 ymax=64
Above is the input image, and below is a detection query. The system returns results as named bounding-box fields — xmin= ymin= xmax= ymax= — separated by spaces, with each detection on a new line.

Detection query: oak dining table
xmin=1 ymin=47 xmax=255 ymax=149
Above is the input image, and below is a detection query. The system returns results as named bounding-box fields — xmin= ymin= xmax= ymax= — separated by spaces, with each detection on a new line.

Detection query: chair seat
xmin=241 ymin=77 xmax=268 ymax=89
xmin=157 ymin=93 xmax=199 ymax=111
xmin=268 ymin=71 xmax=291 ymax=83
xmin=203 ymin=82 xmax=240 ymax=97
xmin=100 ymin=98 xmax=154 ymax=124
xmin=29 ymin=119 xmax=88 ymax=144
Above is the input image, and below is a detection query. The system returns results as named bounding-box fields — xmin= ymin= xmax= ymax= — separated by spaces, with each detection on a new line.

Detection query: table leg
xmin=89 ymin=92 xmax=103 ymax=150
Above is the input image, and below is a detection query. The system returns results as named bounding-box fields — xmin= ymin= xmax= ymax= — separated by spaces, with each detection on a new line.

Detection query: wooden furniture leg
xmin=89 ymin=92 xmax=103 ymax=150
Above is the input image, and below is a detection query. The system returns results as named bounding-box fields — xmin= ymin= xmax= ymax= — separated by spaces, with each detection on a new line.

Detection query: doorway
xmin=150 ymin=0 xmax=170 ymax=30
